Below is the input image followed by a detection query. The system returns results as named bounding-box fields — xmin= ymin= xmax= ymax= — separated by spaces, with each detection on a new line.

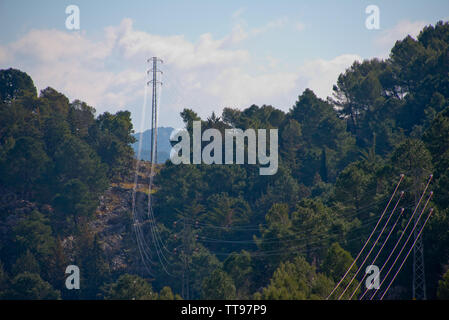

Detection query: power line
xmin=358 ymin=175 xmax=433 ymax=299
xmin=348 ymin=207 xmax=404 ymax=299
xmin=380 ymin=208 xmax=434 ymax=300
xmin=326 ymin=174 xmax=404 ymax=299
xmin=368 ymin=190 xmax=433 ymax=300
xmin=337 ymin=191 xmax=404 ymax=299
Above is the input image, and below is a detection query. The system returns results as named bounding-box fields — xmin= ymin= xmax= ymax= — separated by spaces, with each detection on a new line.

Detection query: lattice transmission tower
xmin=412 ymin=174 xmax=433 ymax=300
xmin=147 ymin=57 xmax=163 ymax=164
xmin=413 ymin=198 xmax=427 ymax=300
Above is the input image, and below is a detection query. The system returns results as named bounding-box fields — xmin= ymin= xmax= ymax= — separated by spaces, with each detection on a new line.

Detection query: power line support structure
xmin=413 ymin=196 xmax=427 ymax=300
xmin=147 ymin=57 xmax=163 ymax=164
xmin=411 ymin=174 xmax=432 ymax=300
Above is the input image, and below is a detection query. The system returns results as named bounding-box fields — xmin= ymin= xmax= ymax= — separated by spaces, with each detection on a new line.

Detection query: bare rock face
xmin=89 ymin=185 xmax=147 ymax=274
xmin=0 ymin=169 xmax=152 ymax=277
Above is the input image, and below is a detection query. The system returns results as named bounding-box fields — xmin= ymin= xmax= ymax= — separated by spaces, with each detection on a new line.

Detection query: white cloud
xmin=0 ymin=18 xmax=360 ymax=129
xmin=114 ymin=19 xmax=250 ymax=70
xmin=171 ymin=53 xmax=361 ymax=117
xmin=296 ymin=54 xmax=362 ymax=100
xmin=0 ymin=18 xmax=250 ymax=116
xmin=9 ymin=29 xmax=115 ymax=63
xmin=206 ymin=67 xmax=299 ymax=108
xmin=375 ymin=20 xmax=428 ymax=57
xmin=227 ymin=24 xmax=249 ymax=44
xmin=0 ymin=26 xmax=132 ymax=111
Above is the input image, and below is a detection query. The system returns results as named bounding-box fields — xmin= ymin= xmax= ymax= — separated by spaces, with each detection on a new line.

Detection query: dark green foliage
xmin=437 ymin=268 xmax=449 ymax=299
xmin=1 ymin=20 xmax=449 ymax=300
xmin=2 ymin=136 xmax=50 ymax=193
xmin=75 ymin=229 xmax=110 ymax=299
xmin=202 ymin=269 xmax=236 ymax=300
xmin=146 ymin=21 xmax=449 ymax=300
xmin=0 ymin=67 xmax=136 ymax=299
xmin=0 ymin=261 xmax=9 ymax=298
xmin=321 ymin=243 xmax=359 ymax=299
xmin=223 ymin=251 xmax=253 ymax=298
xmin=6 ymin=272 xmax=60 ymax=300
xmin=0 ymin=68 xmax=135 ymax=213
xmin=12 ymin=250 xmax=40 ymax=275
xmin=289 ymin=89 xmax=355 ymax=185
xmin=91 ymin=111 xmax=136 ymax=179
xmin=158 ymin=286 xmax=175 ymax=300
xmin=104 ymin=274 xmax=156 ymax=300
xmin=260 ymin=256 xmax=333 ymax=300
xmin=0 ymin=68 xmax=37 ymax=103
xmin=423 ymin=107 xmax=449 ymax=208
xmin=12 ymin=210 xmax=55 ymax=263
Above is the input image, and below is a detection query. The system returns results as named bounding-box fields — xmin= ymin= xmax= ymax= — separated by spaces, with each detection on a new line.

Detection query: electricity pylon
xmin=413 ymin=199 xmax=427 ymax=300
xmin=147 ymin=57 xmax=163 ymax=164
xmin=412 ymin=175 xmax=432 ymax=300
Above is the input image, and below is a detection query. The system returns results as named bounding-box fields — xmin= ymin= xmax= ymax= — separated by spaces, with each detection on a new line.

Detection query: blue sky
xmin=1 ymin=1 xmax=448 ymax=131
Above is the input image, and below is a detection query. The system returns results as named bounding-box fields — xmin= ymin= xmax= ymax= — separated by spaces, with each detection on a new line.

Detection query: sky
xmin=1 ymin=0 xmax=448 ymax=131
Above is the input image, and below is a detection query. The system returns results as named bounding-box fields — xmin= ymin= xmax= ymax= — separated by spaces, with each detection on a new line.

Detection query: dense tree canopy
xmin=1 ymin=21 xmax=449 ymax=300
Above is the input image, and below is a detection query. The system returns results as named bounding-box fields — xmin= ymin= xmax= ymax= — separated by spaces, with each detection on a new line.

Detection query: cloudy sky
xmin=1 ymin=0 xmax=448 ymax=131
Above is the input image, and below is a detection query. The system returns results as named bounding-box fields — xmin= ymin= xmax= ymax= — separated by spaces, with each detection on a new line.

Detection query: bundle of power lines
xmin=327 ymin=174 xmax=434 ymax=300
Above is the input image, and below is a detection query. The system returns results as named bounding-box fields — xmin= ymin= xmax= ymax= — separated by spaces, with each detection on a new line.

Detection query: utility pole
xmin=147 ymin=57 xmax=163 ymax=164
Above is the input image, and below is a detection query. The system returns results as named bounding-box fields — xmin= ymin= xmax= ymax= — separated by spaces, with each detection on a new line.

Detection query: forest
xmin=0 ymin=21 xmax=449 ymax=300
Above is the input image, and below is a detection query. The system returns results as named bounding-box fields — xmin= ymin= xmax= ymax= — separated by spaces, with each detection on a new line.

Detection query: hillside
xmin=1 ymin=21 xmax=449 ymax=300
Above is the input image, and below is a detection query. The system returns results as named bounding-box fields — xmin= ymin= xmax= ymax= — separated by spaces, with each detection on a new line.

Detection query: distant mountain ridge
xmin=132 ymin=127 xmax=174 ymax=163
